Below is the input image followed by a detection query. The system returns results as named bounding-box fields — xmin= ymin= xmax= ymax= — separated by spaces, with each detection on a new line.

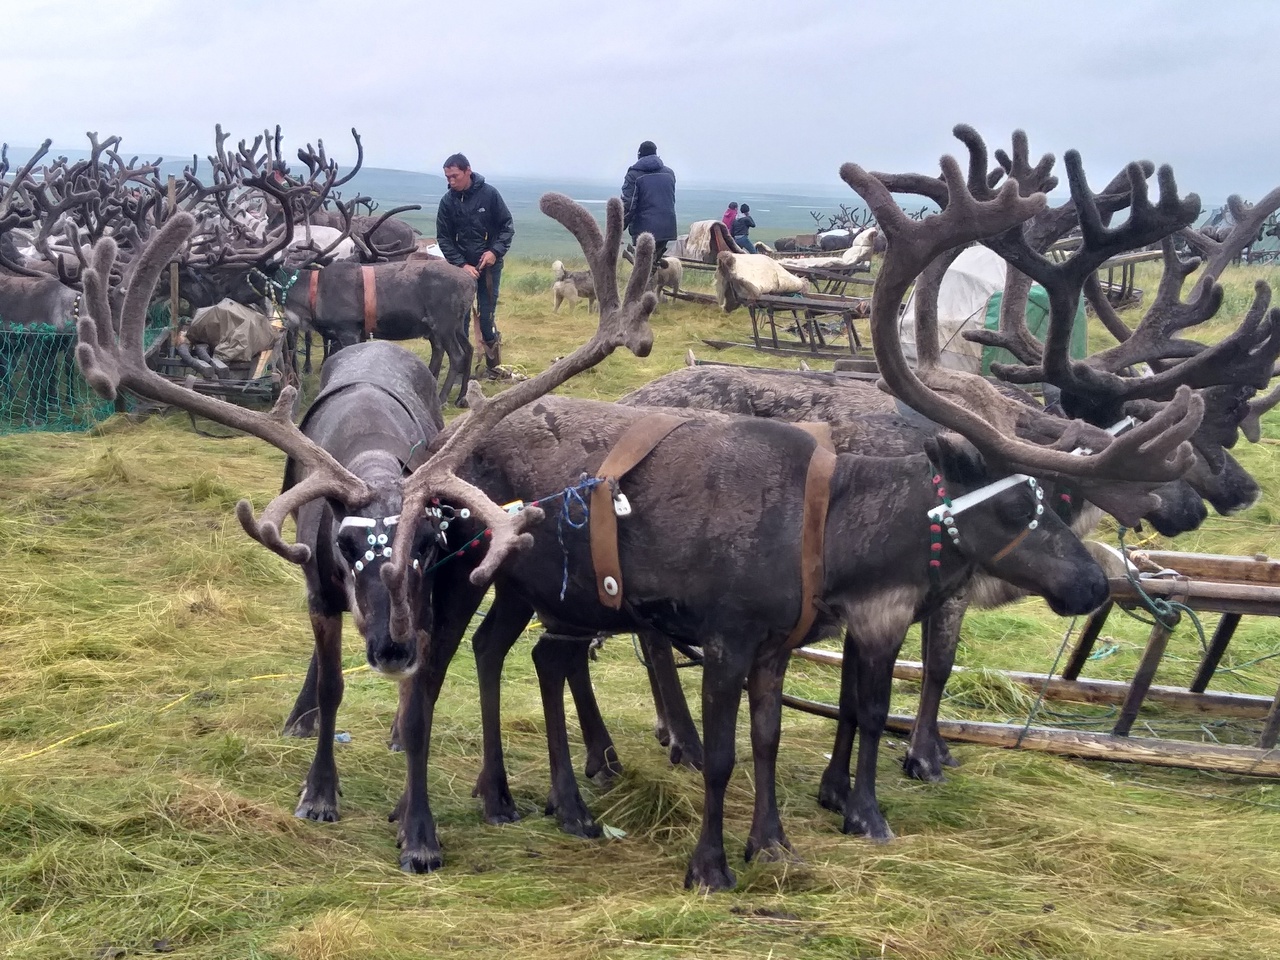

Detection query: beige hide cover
xmin=188 ymin=298 xmax=280 ymax=363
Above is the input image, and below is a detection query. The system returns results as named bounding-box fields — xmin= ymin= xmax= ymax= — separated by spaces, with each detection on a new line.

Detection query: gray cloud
xmin=7 ymin=0 xmax=1280 ymax=203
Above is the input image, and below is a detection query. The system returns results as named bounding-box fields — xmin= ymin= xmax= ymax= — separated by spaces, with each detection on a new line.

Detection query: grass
xmin=3 ymin=253 xmax=1280 ymax=959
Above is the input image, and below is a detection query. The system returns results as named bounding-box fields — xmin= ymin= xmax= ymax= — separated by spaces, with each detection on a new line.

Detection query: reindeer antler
xmin=76 ymin=213 xmax=374 ymax=564
xmin=379 ymin=194 xmax=658 ymax=641
xmin=848 ymin=124 xmax=1204 ymax=483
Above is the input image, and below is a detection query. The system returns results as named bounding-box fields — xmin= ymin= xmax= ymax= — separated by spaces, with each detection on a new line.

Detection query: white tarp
xmin=899 ymin=245 xmax=1006 ymax=373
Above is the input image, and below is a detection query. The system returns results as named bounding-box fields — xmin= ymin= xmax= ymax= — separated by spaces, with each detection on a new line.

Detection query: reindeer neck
xmin=825 ymin=453 xmax=977 ymax=605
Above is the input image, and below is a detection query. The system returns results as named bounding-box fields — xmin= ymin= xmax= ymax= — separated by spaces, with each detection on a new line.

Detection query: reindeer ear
xmin=924 ymin=432 xmax=988 ymax=485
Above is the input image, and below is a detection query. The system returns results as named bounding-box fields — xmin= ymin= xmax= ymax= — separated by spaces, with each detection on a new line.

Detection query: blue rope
xmin=418 ymin=476 xmax=606 ymax=599
xmin=555 ymin=477 xmax=604 ymax=600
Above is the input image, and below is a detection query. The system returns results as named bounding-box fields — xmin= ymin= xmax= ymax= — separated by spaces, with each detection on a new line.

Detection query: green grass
xmin=3 ymin=255 xmax=1280 ymax=959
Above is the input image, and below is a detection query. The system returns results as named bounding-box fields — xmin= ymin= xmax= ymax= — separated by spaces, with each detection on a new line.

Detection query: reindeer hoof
xmin=816 ymin=770 xmax=850 ymax=814
xmin=295 ymin=790 xmax=340 ymax=823
xmin=842 ymin=805 xmax=894 ymax=843
xmin=684 ymin=848 xmax=735 ymax=892
xmin=584 ymin=746 xmax=623 ymax=787
xmin=546 ymin=796 xmax=601 ymax=839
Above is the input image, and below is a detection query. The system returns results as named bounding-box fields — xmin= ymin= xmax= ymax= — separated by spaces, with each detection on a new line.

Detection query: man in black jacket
xmin=620 ymin=140 xmax=677 ymax=262
xmin=436 ymin=153 xmax=515 ymax=376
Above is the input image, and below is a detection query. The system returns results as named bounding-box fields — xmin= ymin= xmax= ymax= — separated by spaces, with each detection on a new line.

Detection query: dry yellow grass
xmin=2 ymin=253 xmax=1280 ymax=959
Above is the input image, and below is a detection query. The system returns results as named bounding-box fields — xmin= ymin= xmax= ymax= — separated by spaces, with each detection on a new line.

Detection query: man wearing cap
xmin=620 ymin=140 xmax=677 ymax=262
xmin=436 ymin=152 xmax=515 ymax=378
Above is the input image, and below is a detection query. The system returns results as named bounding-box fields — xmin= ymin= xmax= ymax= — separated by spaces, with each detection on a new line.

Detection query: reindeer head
xmin=922 ymin=433 xmax=1109 ymax=616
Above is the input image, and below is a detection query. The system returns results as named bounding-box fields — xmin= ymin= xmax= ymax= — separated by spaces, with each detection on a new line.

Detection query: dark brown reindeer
xmin=621 ymin=131 xmax=1280 ymax=784
xmin=74 ymin=196 xmax=656 ymax=869
xmin=351 ymin=151 xmax=1221 ymax=892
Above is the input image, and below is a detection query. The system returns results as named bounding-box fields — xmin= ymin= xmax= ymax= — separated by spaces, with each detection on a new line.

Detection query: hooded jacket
xmin=620 ymin=155 xmax=677 ymax=242
xmin=436 ymin=173 xmax=515 ymax=267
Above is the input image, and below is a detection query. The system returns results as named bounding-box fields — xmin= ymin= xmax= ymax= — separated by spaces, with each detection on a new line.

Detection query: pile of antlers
xmin=850 ymin=125 xmax=1280 ymax=486
xmin=0 ymin=124 xmax=425 ymax=296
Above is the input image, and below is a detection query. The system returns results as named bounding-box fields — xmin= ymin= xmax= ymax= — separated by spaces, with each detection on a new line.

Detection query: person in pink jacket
xmin=720 ymin=201 xmax=738 ymax=230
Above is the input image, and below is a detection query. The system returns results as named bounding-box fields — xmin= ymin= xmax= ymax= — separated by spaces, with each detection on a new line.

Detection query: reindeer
xmin=74 ymin=194 xmax=658 ymax=882
xmin=619 ymin=131 xmax=1280 ymax=784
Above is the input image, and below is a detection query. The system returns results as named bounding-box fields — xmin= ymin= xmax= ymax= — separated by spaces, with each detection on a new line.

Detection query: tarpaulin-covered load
xmin=187 ymin=299 xmax=280 ymax=365
xmin=899 ymin=245 xmax=1086 ymax=374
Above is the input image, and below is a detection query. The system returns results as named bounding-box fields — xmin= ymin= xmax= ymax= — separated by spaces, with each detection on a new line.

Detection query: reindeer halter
xmin=927 ymin=470 xmax=1046 ymax=585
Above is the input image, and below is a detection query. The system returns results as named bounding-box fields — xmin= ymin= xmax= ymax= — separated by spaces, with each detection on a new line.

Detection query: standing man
xmin=620 ymin=140 xmax=677 ymax=263
xmin=436 ymin=153 xmax=515 ymax=378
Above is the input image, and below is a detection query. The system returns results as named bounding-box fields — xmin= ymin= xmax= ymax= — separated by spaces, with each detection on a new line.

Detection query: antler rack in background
xmin=844 ymin=124 xmax=1207 ymax=484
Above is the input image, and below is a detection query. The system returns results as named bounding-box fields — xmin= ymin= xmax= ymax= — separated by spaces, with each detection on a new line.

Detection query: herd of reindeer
xmin=10 ymin=121 xmax=1280 ymax=891
xmin=0 ymin=126 xmax=479 ymax=419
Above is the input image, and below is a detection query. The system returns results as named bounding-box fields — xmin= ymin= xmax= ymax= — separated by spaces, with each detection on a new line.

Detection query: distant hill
xmin=6 ymin=145 xmax=871 ymax=260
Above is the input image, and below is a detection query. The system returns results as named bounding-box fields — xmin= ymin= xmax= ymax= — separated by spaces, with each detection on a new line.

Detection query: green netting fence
xmin=0 ymin=303 xmax=174 ymax=435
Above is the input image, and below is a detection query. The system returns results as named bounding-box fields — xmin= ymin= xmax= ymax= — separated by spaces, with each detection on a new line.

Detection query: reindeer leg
xmin=283 ymin=649 xmax=321 ymax=738
xmin=744 ymin=645 xmax=795 ymax=863
xmin=903 ymin=598 xmax=966 ymax=782
xmin=685 ymin=638 xmax=750 ymax=892
xmin=532 ymin=634 xmax=602 ymax=838
xmin=294 ymin=610 xmax=344 ymax=822
xmin=817 ymin=628 xmax=857 ymax=813
xmin=841 ymin=622 xmax=909 ymax=842
xmin=395 ymin=608 xmax=466 ymax=873
xmin=640 ymin=630 xmax=703 ymax=770
xmin=562 ymin=640 xmax=624 ymax=786
xmin=471 ymin=588 xmax=534 ymax=824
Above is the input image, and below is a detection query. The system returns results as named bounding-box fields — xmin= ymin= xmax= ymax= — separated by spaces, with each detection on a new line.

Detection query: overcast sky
xmin=7 ymin=0 xmax=1278 ymax=203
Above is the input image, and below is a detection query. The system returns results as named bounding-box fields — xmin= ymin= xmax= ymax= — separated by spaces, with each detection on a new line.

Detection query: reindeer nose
xmin=1057 ymin=562 xmax=1110 ymax=617
xmin=367 ymin=638 xmax=417 ymax=678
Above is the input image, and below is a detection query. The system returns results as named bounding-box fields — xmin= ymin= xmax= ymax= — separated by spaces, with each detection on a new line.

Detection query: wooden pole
xmin=779 ymin=692 xmax=1280 ymax=778
xmin=791 ymin=646 xmax=1276 ymax=719
xmin=167 ymin=175 xmax=179 ymax=359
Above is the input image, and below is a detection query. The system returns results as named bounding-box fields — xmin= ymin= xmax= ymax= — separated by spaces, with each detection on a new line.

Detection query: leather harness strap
xmin=784 ymin=428 xmax=837 ymax=649
xmin=793 ymin=421 xmax=833 ymax=451
xmin=991 ymin=524 xmax=1033 ymax=563
xmin=308 ymin=269 xmax=319 ymax=316
xmin=362 ymin=265 xmax=378 ymax=337
xmin=589 ymin=413 xmax=687 ymax=609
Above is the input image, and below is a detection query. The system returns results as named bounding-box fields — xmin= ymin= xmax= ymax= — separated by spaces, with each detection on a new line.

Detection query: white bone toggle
xmin=377 ymin=533 xmax=388 ymax=546
xmin=367 ymin=534 xmax=377 ymax=546
xmin=459 ymin=508 xmax=471 ymax=519
xmin=382 ymin=547 xmax=392 ymax=558
xmin=354 ymin=560 xmax=364 ymax=572
xmin=602 ymin=576 xmax=619 ymax=597
xmin=364 ymin=550 xmax=375 ymax=562
xmin=613 ymin=493 xmax=632 ymax=518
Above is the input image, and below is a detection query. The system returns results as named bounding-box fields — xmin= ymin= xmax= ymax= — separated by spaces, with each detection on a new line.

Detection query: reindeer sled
xmin=148 ymin=298 xmax=295 ymax=407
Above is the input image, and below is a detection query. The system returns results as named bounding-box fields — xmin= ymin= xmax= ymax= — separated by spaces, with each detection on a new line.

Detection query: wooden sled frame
xmin=783 ymin=549 xmax=1280 ymax=778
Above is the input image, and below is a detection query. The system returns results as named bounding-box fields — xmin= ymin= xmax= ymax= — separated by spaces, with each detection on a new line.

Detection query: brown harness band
xmin=308 ymin=269 xmax=320 ymax=316
xmin=362 ymin=265 xmax=378 ymax=337
xmin=589 ymin=414 xmax=687 ymax=609
xmin=784 ymin=441 xmax=838 ymax=649
xmin=991 ymin=524 xmax=1033 ymax=563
